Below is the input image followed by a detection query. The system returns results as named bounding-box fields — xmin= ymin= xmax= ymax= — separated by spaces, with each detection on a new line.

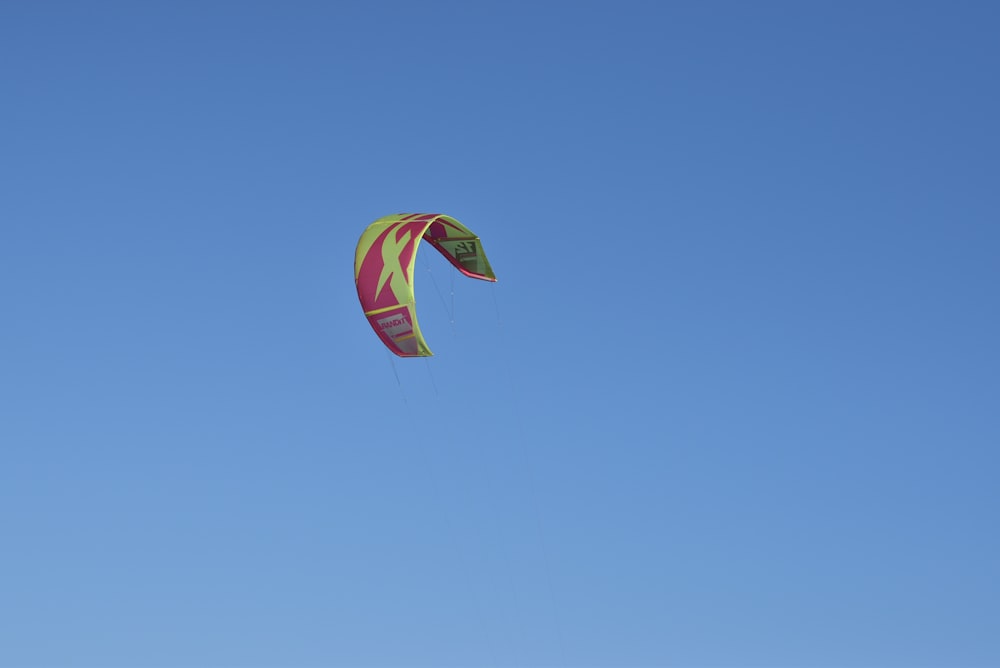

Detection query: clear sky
xmin=2 ymin=1 xmax=998 ymax=666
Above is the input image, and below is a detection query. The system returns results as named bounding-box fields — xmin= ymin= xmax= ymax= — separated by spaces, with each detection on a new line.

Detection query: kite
xmin=354 ymin=213 xmax=496 ymax=357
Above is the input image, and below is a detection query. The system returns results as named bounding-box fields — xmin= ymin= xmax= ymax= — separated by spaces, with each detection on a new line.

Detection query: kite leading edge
xmin=354 ymin=213 xmax=496 ymax=357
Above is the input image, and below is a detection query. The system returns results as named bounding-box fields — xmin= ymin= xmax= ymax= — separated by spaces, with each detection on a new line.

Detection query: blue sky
xmin=2 ymin=1 xmax=998 ymax=666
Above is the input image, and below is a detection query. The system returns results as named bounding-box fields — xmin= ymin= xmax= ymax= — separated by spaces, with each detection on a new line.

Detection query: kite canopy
xmin=354 ymin=213 xmax=496 ymax=357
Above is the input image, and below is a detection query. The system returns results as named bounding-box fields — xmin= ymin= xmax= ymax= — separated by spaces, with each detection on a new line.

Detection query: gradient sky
xmin=2 ymin=1 xmax=999 ymax=666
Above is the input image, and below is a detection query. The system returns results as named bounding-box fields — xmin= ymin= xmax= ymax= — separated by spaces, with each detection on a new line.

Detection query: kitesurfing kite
xmin=354 ymin=213 xmax=496 ymax=357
